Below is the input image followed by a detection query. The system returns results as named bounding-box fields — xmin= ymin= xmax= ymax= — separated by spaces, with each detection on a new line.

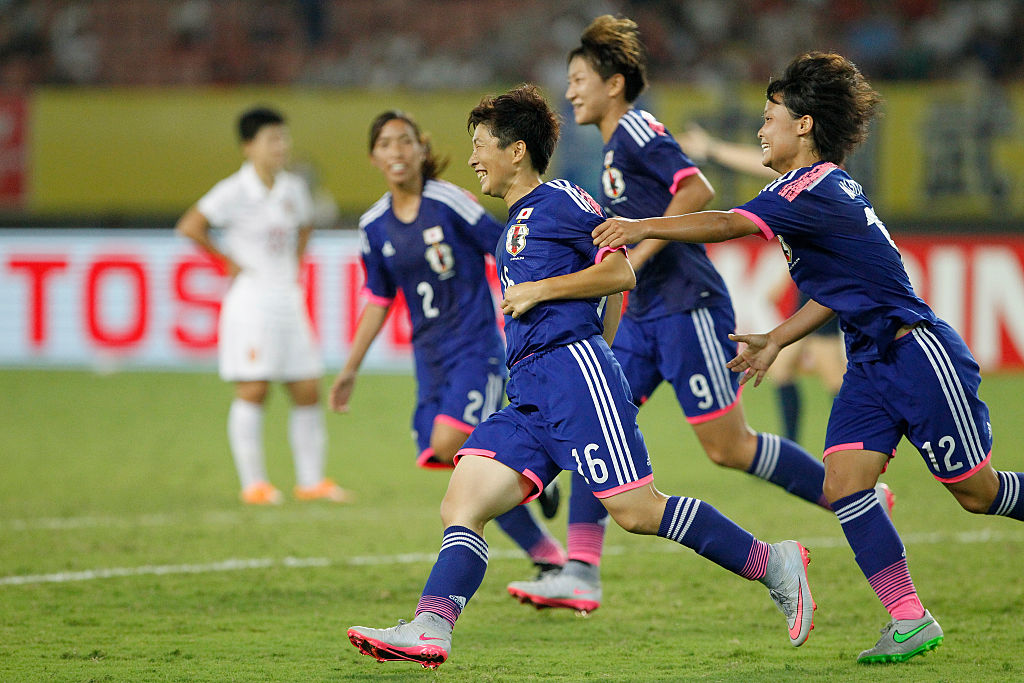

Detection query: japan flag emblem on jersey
xmin=506 ymin=224 xmax=529 ymax=256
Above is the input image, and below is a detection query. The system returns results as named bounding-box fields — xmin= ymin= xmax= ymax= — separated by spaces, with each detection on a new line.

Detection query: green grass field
xmin=1 ymin=368 xmax=1022 ymax=682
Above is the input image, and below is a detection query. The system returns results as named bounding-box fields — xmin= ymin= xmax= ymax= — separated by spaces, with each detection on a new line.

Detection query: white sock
xmin=228 ymin=398 xmax=266 ymax=489
xmin=290 ymin=404 xmax=326 ymax=488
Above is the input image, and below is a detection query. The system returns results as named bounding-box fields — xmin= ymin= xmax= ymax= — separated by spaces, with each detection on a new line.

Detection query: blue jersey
xmin=498 ymin=180 xmax=612 ymax=366
xmin=733 ymin=162 xmax=936 ymax=361
xmin=359 ymin=178 xmax=505 ymax=364
xmin=600 ymin=109 xmax=731 ymax=319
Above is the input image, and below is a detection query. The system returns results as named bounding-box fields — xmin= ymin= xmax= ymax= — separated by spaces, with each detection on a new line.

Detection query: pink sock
xmin=889 ymin=594 xmax=926 ymax=621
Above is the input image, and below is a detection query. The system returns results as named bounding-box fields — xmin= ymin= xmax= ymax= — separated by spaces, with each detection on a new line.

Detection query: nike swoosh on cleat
xmin=789 ymin=579 xmax=804 ymax=641
xmin=572 ymin=589 xmax=593 ymax=595
xmin=892 ymin=621 xmax=933 ymax=643
xmin=419 ymin=633 xmax=445 ymax=642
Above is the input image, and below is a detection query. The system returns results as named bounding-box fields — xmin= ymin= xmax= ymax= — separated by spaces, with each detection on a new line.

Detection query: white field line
xmin=2 ymin=528 xmax=1021 ymax=587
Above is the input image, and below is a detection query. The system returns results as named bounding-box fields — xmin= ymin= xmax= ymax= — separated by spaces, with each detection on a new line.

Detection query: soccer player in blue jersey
xmin=593 ymin=51 xmax=1024 ymax=664
xmin=330 ymin=111 xmax=567 ymax=575
xmin=346 ymin=85 xmax=815 ymax=669
xmin=507 ymin=15 xmax=852 ymax=615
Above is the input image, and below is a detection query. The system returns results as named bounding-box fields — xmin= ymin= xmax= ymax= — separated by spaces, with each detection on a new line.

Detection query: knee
xmin=951 ymin=489 xmax=993 ymax=515
xmin=702 ymin=436 xmax=755 ymax=470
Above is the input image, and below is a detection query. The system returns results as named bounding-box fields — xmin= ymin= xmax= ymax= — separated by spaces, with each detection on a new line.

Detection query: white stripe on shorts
xmin=567 ymin=340 xmax=637 ymax=486
xmin=691 ymin=308 xmax=732 ymax=409
xmin=911 ymin=326 xmax=986 ymax=470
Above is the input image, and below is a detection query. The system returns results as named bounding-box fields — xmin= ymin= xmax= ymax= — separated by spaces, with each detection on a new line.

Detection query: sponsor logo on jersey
xmin=422 ymin=225 xmax=445 ymax=244
xmin=382 ymin=240 xmax=396 ymax=257
xmin=602 ymin=166 xmax=625 ymax=199
xmin=425 ymin=242 xmax=455 ymax=279
xmin=515 ymin=207 xmax=533 ymax=221
xmin=506 ymin=224 xmax=529 ymax=256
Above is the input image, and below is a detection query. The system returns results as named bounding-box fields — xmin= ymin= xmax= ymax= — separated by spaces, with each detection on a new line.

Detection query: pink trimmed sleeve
xmin=668 ymin=166 xmax=700 ymax=195
xmin=595 ymin=245 xmax=627 ymax=264
xmin=360 ymin=286 xmax=394 ymax=307
xmin=730 ymin=208 xmax=774 ymax=240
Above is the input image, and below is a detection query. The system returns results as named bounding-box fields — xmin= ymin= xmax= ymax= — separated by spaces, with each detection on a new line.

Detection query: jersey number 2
xmin=416 ymin=281 xmax=440 ymax=318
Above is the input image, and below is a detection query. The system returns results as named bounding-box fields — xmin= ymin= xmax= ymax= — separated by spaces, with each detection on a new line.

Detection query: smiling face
xmin=370 ymin=118 xmax=426 ymax=190
xmin=565 ymin=55 xmax=613 ymax=127
xmin=468 ymin=123 xmax=516 ymax=200
xmin=758 ymin=96 xmax=814 ymax=173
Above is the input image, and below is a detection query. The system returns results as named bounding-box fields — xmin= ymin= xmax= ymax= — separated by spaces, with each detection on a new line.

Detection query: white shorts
xmin=218 ymin=275 xmax=323 ymax=382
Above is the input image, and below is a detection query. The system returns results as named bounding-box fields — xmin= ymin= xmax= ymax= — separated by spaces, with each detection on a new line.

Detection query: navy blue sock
xmin=834 ymin=488 xmax=923 ymax=618
xmin=776 ymin=382 xmax=801 ymax=442
xmin=415 ymin=525 xmax=488 ymax=629
xmin=657 ymin=495 xmax=769 ymax=580
xmin=987 ymin=471 xmax=1024 ymax=520
xmin=567 ymin=471 xmax=608 ymax=565
xmin=493 ymin=505 xmax=566 ymax=566
xmin=747 ymin=433 xmax=830 ymax=508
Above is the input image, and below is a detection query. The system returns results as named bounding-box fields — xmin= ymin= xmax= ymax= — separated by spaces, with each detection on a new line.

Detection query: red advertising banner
xmin=2 ymin=230 xmax=1024 ymax=372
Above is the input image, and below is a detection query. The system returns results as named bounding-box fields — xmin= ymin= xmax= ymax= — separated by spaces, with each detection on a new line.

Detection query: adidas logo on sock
xmin=449 ymin=594 xmax=467 ymax=610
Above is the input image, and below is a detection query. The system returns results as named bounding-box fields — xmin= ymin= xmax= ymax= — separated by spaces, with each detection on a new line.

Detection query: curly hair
xmin=568 ymin=15 xmax=648 ymax=103
xmin=766 ymin=52 xmax=882 ymax=165
xmin=467 ymin=84 xmax=560 ymax=174
xmin=368 ymin=110 xmax=449 ymax=181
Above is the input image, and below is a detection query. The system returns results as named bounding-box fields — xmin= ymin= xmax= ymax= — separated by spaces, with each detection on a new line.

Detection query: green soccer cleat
xmin=857 ymin=610 xmax=943 ymax=663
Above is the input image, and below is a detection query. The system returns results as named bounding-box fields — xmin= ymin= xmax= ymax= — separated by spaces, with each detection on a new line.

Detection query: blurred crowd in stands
xmin=2 ymin=0 xmax=1023 ymax=92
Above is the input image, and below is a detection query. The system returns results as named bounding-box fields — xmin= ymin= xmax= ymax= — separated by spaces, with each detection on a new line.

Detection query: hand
xmin=725 ymin=332 xmax=780 ymax=387
xmin=501 ymin=281 xmax=545 ymax=318
xmin=676 ymin=122 xmax=713 ymax=163
xmin=328 ymin=369 xmax=357 ymax=413
xmin=592 ymin=217 xmax=645 ymax=249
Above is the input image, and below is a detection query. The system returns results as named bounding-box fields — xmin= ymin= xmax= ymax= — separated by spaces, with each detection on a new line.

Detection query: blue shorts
xmin=824 ymin=320 xmax=992 ymax=482
xmin=456 ymin=336 xmax=654 ymax=502
xmin=413 ymin=343 xmax=507 ymax=468
xmin=614 ymin=305 xmax=741 ymax=423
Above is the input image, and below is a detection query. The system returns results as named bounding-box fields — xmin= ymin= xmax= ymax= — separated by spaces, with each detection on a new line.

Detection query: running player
xmin=330 ymin=110 xmax=566 ymax=576
xmin=176 ymin=106 xmax=351 ymax=505
xmin=507 ymin=15 xmax=856 ymax=615
xmin=593 ymin=51 xmax=1024 ymax=663
xmin=346 ymin=84 xmax=815 ymax=669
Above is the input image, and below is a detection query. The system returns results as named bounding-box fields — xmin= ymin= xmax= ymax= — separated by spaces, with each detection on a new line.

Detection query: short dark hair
xmin=368 ymin=110 xmax=449 ymax=181
xmin=238 ymin=107 xmax=285 ymax=143
xmin=766 ymin=52 xmax=882 ymax=165
xmin=467 ymin=84 xmax=560 ymax=174
xmin=568 ymin=15 xmax=647 ymax=104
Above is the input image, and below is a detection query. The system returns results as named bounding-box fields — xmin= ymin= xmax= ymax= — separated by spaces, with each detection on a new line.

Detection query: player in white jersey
xmin=176 ymin=106 xmax=352 ymax=505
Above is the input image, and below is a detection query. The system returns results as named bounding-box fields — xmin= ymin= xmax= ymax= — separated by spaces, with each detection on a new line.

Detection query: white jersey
xmin=198 ymin=162 xmax=314 ymax=286
xmin=197 ymin=162 xmax=321 ymax=381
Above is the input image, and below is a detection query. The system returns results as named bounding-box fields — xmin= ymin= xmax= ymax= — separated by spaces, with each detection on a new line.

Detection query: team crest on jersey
xmin=422 ymin=225 xmax=455 ymax=279
xmin=425 ymin=242 xmax=455 ymax=279
xmin=602 ymin=166 xmax=625 ymax=199
xmin=778 ymin=235 xmax=799 ymax=269
xmin=422 ymin=225 xmax=445 ymax=244
xmin=506 ymin=224 xmax=529 ymax=256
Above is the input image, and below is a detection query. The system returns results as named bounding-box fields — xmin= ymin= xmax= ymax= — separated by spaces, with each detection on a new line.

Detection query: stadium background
xmin=2 ymin=0 xmax=1024 ymax=373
